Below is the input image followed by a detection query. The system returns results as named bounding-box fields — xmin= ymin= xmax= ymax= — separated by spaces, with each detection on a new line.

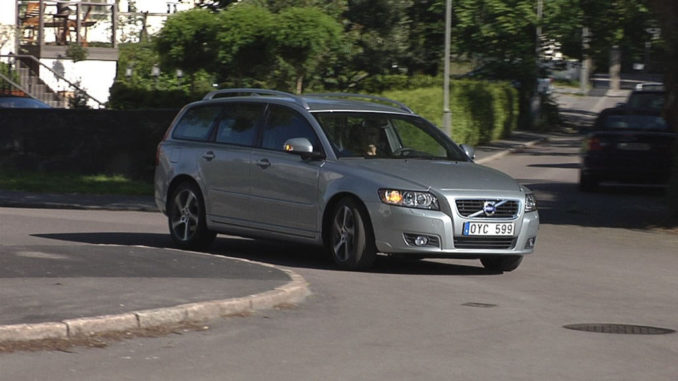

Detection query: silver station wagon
xmin=155 ymin=89 xmax=539 ymax=271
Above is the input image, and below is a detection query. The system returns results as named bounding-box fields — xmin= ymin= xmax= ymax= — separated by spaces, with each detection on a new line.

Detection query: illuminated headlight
xmin=378 ymin=189 xmax=439 ymax=210
xmin=524 ymin=193 xmax=537 ymax=212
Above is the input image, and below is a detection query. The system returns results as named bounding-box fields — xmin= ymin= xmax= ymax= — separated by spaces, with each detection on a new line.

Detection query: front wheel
xmin=326 ymin=197 xmax=377 ymax=271
xmin=480 ymin=255 xmax=523 ymax=272
xmin=168 ymin=182 xmax=216 ymax=250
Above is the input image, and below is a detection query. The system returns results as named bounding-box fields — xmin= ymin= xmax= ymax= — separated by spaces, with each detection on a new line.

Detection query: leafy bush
xmin=383 ymin=80 xmax=518 ymax=145
xmin=357 ymin=74 xmax=443 ymax=93
xmin=0 ymin=62 xmax=21 ymax=93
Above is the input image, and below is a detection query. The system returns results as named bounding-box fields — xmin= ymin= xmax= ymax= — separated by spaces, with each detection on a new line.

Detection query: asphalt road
xmin=1 ymin=129 xmax=677 ymax=380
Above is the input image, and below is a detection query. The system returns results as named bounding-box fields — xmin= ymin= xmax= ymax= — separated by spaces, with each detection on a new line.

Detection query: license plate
xmin=617 ymin=142 xmax=650 ymax=151
xmin=463 ymin=222 xmax=515 ymax=236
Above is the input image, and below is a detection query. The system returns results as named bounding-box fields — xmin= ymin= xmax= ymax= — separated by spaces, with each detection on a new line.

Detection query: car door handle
xmin=202 ymin=151 xmax=215 ymax=161
xmin=256 ymin=158 xmax=271 ymax=169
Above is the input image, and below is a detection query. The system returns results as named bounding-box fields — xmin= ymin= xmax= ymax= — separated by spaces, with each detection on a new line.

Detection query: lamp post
xmin=442 ymin=0 xmax=452 ymax=137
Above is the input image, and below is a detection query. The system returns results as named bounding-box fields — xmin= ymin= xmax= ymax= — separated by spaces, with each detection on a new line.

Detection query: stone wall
xmin=0 ymin=108 xmax=179 ymax=181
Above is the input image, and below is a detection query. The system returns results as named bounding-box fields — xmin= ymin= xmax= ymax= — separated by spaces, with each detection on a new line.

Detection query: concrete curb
xmin=475 ymin=136 xmax=550 ymax=165
xmin=0 ymin=265 xmax=310 ymax=343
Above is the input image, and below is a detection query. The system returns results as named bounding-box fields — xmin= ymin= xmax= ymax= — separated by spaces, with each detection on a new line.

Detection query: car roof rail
xmin=304 ymin=92 xmax=415 ymax=114
xmin=203 ymin=88 xmax=309 ymax=109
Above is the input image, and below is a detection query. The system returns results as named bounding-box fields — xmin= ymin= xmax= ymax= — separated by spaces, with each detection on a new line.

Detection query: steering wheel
xmin=392 ymin=147 xmax=416 ymax=157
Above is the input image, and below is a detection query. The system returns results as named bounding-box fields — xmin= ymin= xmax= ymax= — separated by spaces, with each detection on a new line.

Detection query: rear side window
xmin=173 ymin=106 xmax=221 ymax=141
xmin=261 ymin=105 xmax=320 ymax=151
xmin=215 ymin=103 xmax=264 ymax=146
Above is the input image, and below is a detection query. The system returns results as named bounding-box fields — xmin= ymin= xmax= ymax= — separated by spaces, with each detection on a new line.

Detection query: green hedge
xmin=383 ymin=80 xmax=518 ymax=145
xmin=108 ymin=78 xmax=518 ymax=147
xmin=356 ymin=74 xmax=443 ymax=93
xmin=108 ymin=82 xmax=202 ymax=110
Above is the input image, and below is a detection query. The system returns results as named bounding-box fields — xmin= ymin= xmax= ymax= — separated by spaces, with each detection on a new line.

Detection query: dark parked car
xmin=580 ymin=107 xmax=676 ymax=191
xmin=0 ymin=96 xmax=50 ymax=108
xmin=622 ymin=89 xmax=665 ymax=112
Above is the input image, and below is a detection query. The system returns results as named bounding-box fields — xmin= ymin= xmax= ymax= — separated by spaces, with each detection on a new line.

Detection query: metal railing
xmin=1 ymin=53 xmax=105 ymax=108
xmin=16 ymin=0 xmax=117 ymax=48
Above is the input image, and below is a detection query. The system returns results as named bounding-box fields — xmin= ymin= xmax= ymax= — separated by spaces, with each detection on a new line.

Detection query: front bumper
xmin=370 ymin=202 xmax=539 ymax=258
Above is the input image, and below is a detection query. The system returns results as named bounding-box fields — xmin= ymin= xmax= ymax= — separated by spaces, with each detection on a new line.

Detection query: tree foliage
xmin=214 ymin=5 xmax=277 ymax=87
xmin=275 ymin=7 xmax=345 ymax=93
xmin=543 ymin=0 xmax=658 ymax=72
xmin=155 ymin=9 xmax=219 ymax=75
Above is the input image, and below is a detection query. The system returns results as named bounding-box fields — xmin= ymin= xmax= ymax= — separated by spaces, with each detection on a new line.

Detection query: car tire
xmin=480 ymin=255 xmax=523 ymax=272
xmin=579 ymin=172 xmax=599 ymax=192
xmin=327 ymin=197 xmax=377 ymax=270
xmin=168 ymin=182 xmax=216 ymax=250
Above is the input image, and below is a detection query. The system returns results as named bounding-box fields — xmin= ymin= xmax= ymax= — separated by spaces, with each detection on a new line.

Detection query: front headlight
xmin=525 ymin=193 xmax=538 ymax=212
xmin=378 ymin=189 xmax=439 ymax=210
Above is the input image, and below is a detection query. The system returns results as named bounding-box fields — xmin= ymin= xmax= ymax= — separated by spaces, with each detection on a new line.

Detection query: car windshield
xmin=602 ymin=114 xmax=668 ymax=131
xmin=627 ymin=92 xmax=665 ymax=111
xmin=312 ymin=112 xmax=469 ymax=161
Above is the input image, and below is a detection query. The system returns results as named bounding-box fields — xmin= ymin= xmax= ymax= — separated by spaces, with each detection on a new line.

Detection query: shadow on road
xmin=523 ymin=181 xmax=674 ymax=229
xmin=31 ymin=232 xmax=496 ymax=275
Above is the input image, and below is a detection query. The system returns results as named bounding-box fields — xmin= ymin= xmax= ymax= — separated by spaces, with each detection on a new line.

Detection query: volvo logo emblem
xmin=483 ymin=201 xmax=497 ymax=216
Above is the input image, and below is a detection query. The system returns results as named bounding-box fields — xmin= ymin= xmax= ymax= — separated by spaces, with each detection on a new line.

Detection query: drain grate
xmin=563 ymin=323 xmax=675 ymax=335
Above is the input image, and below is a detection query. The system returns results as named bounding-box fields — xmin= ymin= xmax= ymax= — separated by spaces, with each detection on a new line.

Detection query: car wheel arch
xmin=322 ymin=192 xmax=372 ymax=244
xmin=166 ymin=175 xmax=203 ymax=212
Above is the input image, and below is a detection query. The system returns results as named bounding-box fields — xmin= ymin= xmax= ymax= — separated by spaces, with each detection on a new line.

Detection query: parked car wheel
xmin=481 ymin=255 xmax=523 ymax=272
xmin=327 ymin=197 xmax=377 ymax=270
xmin=168 ymin=182 xmax=216 ymax=250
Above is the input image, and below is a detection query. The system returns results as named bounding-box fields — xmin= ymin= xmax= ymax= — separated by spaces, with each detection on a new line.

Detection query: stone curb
xmin=0 ymin=266 xmax=310 ymax=343
xmin=475 ymin=136 xmax=550 ymax=165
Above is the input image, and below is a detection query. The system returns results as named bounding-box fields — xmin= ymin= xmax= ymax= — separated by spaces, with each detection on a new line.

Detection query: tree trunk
xmin=295 ymin=73 xmax=304 ymax=95
xmin=580 ymin=26 xmax=591 ymax=93
xmin=609 ymin=45 xmax=621 ymax=92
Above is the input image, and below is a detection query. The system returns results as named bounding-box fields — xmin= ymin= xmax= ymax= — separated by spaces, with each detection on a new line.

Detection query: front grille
xmin=454 ymin=237 xmax=516 ymax=250
xmin=456 ymin=199 xmax=519 ymax=218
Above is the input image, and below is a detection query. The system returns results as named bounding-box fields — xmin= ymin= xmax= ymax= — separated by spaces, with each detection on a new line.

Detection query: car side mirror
xmin=283 ymin=138 xmax=325 ymax=161
xmin=460 ymin=144 xmax=475 ymax=160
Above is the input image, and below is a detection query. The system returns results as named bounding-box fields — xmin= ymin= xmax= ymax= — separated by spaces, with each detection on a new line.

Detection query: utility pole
xmin=442 ymin=0 xmax=452 ymax=137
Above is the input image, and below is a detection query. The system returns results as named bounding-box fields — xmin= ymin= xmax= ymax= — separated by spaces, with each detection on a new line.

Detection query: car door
xmin=199 ymin=102 xmax=265 ymax=225
xmin=249 ymin=104 xmax=323 ymax=238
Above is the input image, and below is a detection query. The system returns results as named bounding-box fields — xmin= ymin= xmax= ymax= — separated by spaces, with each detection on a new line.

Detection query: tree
xmin=155 ymin=9 xmax=220 ymax=75
xmin=214 ymin=5 xmax=277 ymax=87
xmin=404 ymin=0 xmax=445 ymax=75
xmin=275 ymin=7 xmax=345 ymax=93
xmin=195 ymin=0 xmax=238 ymax=11
xmin=544 ymin=0 xmax=658 ymax=73
xmin=341 ymin=0 xmax=413 ymax=76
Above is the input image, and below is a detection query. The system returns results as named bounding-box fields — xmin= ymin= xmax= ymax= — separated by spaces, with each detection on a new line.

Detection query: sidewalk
xmin=0 ymin=129 xmax=553 ymax=212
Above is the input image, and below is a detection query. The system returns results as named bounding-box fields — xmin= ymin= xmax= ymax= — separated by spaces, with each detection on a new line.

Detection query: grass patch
xmin=0 ymin=171 xmax=153 ymax=196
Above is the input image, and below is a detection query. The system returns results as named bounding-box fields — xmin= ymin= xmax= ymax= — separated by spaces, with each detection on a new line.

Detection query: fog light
xmin=525 ymin=237 xmax=536 ymax=249
xmin=414 ymin=236 xmax=429 ymax=246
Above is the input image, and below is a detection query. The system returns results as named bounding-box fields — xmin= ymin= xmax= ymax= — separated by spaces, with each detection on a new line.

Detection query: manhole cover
xmin=563 ymin=323 xmax=675 ymax=335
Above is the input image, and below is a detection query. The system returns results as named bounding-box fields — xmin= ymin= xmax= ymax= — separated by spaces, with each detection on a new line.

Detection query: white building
xmin=0 ymin=0 xmax=198 ymax=107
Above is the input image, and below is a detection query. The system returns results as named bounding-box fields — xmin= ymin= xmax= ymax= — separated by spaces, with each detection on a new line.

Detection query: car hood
xmin=343 ymin=159 xmax=521 ymax=192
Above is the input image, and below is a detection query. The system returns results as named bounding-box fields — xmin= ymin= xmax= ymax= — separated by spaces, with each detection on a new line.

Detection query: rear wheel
xmin=480 ymin=255 xmax=523 ymax=272
xmin=168 ymin=182 xmax=216 ymax=250
xmin=326 ymin=197 xmax=377 ymax=270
